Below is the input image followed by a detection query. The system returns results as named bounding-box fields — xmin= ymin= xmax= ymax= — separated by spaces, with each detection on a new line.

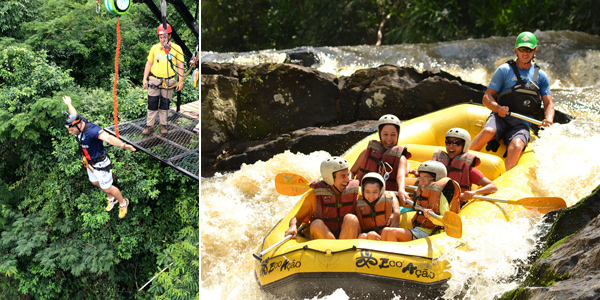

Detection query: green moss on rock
xmin=499 ymin=287 xmax=530 ymax=300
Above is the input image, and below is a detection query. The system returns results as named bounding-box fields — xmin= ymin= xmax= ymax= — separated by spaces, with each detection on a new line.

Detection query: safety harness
xmin=498 ymin=60 xmax=542 ymax=115
xmin=75 ymin=122 xmax=113 ymax=173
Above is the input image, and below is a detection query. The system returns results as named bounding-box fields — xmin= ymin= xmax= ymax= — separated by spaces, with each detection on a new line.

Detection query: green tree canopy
xmin=0 ymin=3 xmax=199 ymax=299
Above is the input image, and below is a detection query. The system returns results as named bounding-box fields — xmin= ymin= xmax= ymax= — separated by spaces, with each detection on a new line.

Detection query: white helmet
xmin=361 ymin=172 xmax=385 ymax=199
xmin=320 ymin=156 xmax=350 ymax=185
xmin=378 ymin=114 xmax=401 ymax=140
xmin=417 ymin=160 xmax=447 ymax=181
xmin=445 ymin=127 xmax=471 ymax=152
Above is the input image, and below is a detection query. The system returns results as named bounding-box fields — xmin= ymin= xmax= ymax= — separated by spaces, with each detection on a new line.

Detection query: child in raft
xmin=381 ymin=161 xmax=460 ymax=242
xmin=355 ymin=172 xmax=400 ymax=241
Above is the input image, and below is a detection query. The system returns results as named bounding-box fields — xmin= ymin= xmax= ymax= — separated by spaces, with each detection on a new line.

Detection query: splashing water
xmin=201 ymin=121 xmax=600 ymax=300
xmin=201 ymin=31 xmax=600 ymax=299
xmin=201 ymin=151 xmax=331 ymax=299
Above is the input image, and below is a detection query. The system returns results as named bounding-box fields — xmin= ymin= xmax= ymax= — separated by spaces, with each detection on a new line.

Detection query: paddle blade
xmin=511 ymin=197 xmax=567 ymax=214
xmin=275 ymin=173 xmax=311 ymax=196
xmin=441 ymin=211 xmax=462 ymax=239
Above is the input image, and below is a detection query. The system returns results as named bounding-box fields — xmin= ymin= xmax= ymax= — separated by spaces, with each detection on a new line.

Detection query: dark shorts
xmin=484 ymin=113 xmax=530 ymax=146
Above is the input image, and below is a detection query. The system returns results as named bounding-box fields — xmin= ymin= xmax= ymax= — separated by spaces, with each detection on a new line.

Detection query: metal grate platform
xmin=104 ymin=110 xmax=199 ymax=180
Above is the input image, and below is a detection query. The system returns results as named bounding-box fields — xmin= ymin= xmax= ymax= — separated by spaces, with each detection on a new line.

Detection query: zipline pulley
xmin=105 ymin=0 xmax=131 ymax=16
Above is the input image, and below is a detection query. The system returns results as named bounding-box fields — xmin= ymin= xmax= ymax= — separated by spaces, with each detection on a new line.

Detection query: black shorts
xmin=484 ymin=113 xmax=530 ymax=146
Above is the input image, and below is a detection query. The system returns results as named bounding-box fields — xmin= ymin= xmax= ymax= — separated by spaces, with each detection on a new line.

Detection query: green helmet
xmin=515 ymin=31 xmax=537 ymax=49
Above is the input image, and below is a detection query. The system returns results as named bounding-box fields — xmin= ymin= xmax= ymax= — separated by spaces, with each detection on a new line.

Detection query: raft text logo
xmin=355 ymin=250 xmax=435 ymax=279
xmin=259 ymin=258 xmax=302 ymax=277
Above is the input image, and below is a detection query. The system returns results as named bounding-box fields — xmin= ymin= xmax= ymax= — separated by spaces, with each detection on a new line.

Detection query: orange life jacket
xmin=432 ymin=150 xmax=481 ymax=193
xmin=356 ymin=140 xmax=411 ymax=191
xmin=411 ymin=178 xmax=460 ymax=229
xmin=312 ymin=180 xmax=359 ymax=234
xmin=355 ymin=194 xmax=394 ymax=234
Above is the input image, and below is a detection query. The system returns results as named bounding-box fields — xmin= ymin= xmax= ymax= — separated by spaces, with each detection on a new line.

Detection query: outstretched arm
xmin=459 ymin=177 xmax=498 ymax=202
xmin=98 ymin=132 xmax=137 ymax=152
xmin=62 ymin=96 xmax=77 ymax=115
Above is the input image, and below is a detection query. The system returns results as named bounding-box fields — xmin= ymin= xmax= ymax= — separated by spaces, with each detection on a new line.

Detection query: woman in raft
xmin=351 ymin=114 xmax=411 ymax=228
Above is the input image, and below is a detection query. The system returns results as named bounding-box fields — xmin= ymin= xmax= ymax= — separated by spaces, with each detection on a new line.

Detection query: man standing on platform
xmin=142 ymin=23 xmax=185 ymax=135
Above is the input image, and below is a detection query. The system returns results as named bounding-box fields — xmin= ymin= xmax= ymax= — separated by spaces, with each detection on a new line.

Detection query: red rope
xmin=113 ymin=18 xmax=121 ymax=138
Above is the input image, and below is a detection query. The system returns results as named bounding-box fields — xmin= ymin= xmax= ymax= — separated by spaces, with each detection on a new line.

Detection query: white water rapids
xmin=200 ymin=31 xmax=600 ymax=299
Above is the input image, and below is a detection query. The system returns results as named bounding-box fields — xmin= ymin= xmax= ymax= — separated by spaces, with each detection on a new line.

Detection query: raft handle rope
xmin=379 ymin=162 xmax=393 ymax=182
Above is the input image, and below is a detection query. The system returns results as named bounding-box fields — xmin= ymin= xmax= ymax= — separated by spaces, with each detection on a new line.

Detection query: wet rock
xmin=210 ymin=120 xmax=377 ymax=173
xmin=200 ymin=74 xmax=240 ymax=153
xmin=286 ymin=120 xmax=377 ymax=156
xmin=339 ymin=65 xmax=487 ymax=122
xmin=283 ymin=47 xmax=321 ymax=67
xmin=201 ymin=62 xmax=239 ymax=77
xmin=500 ymin=185 xmax=600 ymax=300
xmin=236 ymin=63 xmax=340 ymax=140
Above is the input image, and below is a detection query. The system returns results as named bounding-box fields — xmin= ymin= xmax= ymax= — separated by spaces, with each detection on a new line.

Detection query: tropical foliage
xmin=0 ymin=0 xmax=199 ymax=299
xmin=202 ymin=0 xmax=600 ymax=52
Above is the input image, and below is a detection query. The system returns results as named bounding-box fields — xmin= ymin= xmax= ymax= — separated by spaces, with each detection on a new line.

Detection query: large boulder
xmin=339 ymin=65 xmax=486 ymax=122
xmin=213 ymin=121 xmax=377 ymax=174
xmin=235 ymin=63 xmax=340 ymax=140
xmin=200 ymin=74 xmax=240 ymax=153
xmin=500 ymin=185 xmax=600 ymax=300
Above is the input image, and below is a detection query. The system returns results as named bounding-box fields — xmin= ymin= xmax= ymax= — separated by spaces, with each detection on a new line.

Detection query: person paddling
xmin=431 ymin=128 xmax=497 ymax=206
xmin=382 ymin=161 xmax=460 ymax=242
xmin=356 ymin=173 xmax=400 ymax=241
xmin=62 ymin=96 xmax=136 ymax=219
xmin=470 ymin=31 xmax=554 ymax=170
xmin=284 ymin=157 xmax=360 ymax=240
xmin=350 ymin=114 xmax=412 ymax=203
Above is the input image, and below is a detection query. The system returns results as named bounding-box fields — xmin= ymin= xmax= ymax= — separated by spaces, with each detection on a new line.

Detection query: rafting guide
xmin=470 ymin=31 xmax=555 ymax=171
xmin=62 ymin=96 xmax=136 ymax=219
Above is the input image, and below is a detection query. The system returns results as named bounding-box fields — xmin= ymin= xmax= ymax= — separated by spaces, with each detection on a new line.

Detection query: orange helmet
xmin=157 ymin=24 xmax=172 ymax=35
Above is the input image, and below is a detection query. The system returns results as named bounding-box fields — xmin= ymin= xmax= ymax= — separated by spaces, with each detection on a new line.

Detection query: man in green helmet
xmin=470 ymin=31 xmax=554 ymax=171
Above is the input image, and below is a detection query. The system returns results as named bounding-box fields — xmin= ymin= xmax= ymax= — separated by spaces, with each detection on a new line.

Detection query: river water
xmin=200 ymin=30 xmax=600 ymax=299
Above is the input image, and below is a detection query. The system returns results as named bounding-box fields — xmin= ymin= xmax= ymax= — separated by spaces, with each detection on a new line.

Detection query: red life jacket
xmin=433 ymin=150 xmax=481 ymax=193
xmin=312 ymin=180 xmax=359 ymax=234
xmin=411 ymin=178 xmax=460 ymax=229
xmin=355 ymin=194 xmax=394 ymax=234
xmin=356 ymin=140 xmax=411 ymax=191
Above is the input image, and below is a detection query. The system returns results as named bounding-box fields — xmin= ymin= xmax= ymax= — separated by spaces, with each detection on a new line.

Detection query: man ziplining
xmin=63 ymin=95 xmax=136 ymax=219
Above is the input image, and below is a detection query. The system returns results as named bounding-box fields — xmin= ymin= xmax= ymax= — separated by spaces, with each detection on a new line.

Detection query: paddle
xmin=401 ymin=197 xmax=462 ymax=239
xmin=253 ymin=224 xmax=307 ymax=261
xmin=468 ymin=194 xmax=567 ymax=214
xmin=509 ymin=112 xmax=542 ymax=126
xmin=275 ymin=173 xmax=462 ymax=238
xmin=405 ymin=185 xmax=566 ymax=214
xmin=275 ymin=173 xmax=311 ymax=196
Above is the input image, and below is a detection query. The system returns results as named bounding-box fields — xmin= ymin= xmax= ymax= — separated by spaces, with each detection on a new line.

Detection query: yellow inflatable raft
xmin=254 ymin=104 xmax=542 ymax=299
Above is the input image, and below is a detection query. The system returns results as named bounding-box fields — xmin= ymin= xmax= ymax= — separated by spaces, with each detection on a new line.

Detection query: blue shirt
xmin=76 ymin=117 xmax=106 ymax=161
xmin=488 ymin=62 xmax=551 ymax=96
